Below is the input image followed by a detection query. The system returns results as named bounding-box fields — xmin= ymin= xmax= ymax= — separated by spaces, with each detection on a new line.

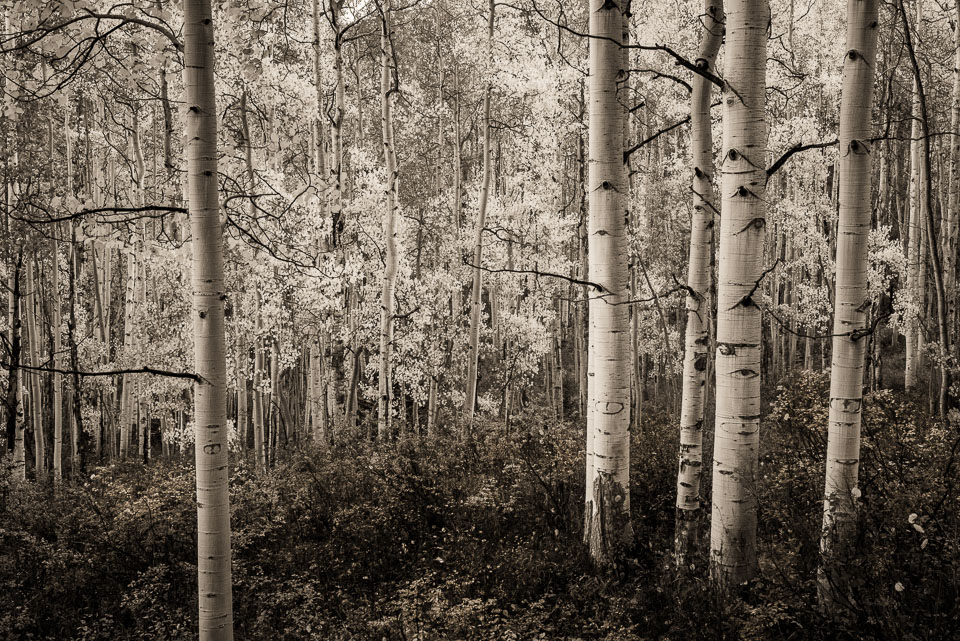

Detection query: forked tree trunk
xmin=818 ymin=0 xmax=879 ymax=614
xmin=584 ymin=0 xmax=632 ymax=567
xmin=463 ymin=0 xmax=496 ymax=431
xmin=675 ymin=0 xmax=723 ymax=569
xmin=183 ymin=0 xmax=234 ymax=637
xmin=709 ymin=0 xmax=768 ymax=586
xmin=378 ymin=0 xmax=399 ymax=439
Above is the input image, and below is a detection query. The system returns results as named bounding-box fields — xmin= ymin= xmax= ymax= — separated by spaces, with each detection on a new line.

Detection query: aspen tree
xmin=709 ymin=0 xmax=769 ymax=585
xmin=26 ymin=260 xmax=43 ymax=479
xmin=463 ymin=0 xmax=496 ymax=429
xmin=904 ymin=45 xmax=921 ymax=390
xmin=184 ymin=0 xmax=234 ymax=637
xmin=676 ymin=0 xmax=723 ymax=568
xmin=52 ymin=235 xmax=62 ymax=483
xmin=378 ymin=0 xmax=399 ymax=439
xmin=6 ymin=252 xmax=25 ymax=481
xmin=584 ymin=0 xmax=632 ymax=566
xmin=119 ymin=252 xmax=136 ymax=459
xmin=948 ymin=0 xmax=960 ymax=346
xmin=818 ymin=0 xmax=880 ymax=613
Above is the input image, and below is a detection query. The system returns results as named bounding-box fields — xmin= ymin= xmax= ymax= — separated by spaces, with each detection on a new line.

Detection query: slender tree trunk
xmin=463 ymin=0 xmax=496 ymax=431
xmin=26 ymin=261 xmax=44 ymax=480
xmin=948 ymin=0 xmax=960 ymax=358
xmin=5 ymin=252 xmax=25 ymax=481
xmin=904 ymin=2 xmax=922 ymax=391
xmin=899 ymin=0 xmax=951 ymax=414
xmin=184 ymin=0 xmax=234 ymax=637
xmin=52 ymin=234 xmax=63 ymax=484
xmin=378 ymin=0 xmax=399 ymax=440
xmin=584 ymin=0 xmax=632 ymax=567
xmin=119 ymin=250 xmax=137 ymax=459
xmin=709 ymin=0 xmax=769 ymax=586
xmin=818 ymin=0 xmax=880 ymax=614
xmin=676 ymin=0 xmax=723 ymax=569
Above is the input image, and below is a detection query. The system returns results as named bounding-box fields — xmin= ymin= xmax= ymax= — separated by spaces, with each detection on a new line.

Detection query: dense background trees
xmin=0 ymin=0 xmax=959 ymax=638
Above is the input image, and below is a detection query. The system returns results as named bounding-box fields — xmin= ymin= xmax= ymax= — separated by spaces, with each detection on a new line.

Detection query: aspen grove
xmin=1 ymin=0 xmax=960 ymax=638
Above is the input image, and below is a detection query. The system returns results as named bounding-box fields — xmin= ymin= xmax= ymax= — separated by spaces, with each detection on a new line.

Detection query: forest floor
xmin=1 ymin=371 xmax=958 ymax=640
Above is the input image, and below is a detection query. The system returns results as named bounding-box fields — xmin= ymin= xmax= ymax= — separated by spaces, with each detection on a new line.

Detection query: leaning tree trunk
xmin=818 ymin=0 xmax=880 ymax=615
xmin=675 ymin=0 xmax=723 ymax=569
xmin=463 ymin=0 xmax=495 ymax=431
xmin=183 ymin=1 xmax=234 ymax=638
xmin=377 ymin=0 xmax=399 ymax=440
xmin=709 ymin=0 xmax=769 ymax=586
xmin=583 ymin=0 xmax=632 ymax=567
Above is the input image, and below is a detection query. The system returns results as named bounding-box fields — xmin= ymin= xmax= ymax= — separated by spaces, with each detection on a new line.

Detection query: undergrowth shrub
xmin=0 ymin=381 xmax=957 ymax=640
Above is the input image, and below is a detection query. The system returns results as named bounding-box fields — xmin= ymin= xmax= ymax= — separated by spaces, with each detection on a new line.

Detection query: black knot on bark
xmin=727 ymin=149 xmax=740 ymax=161
xmin=849 ymin=139 xmax=870 ymax=155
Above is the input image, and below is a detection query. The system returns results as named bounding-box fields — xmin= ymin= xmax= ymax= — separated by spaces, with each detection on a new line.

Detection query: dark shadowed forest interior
xmin=1 ymin=0 xmax=960 ymax=639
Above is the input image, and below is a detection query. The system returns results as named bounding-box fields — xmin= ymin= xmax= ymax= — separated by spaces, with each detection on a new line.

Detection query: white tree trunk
xmin=26 ymin=261 xmax=44 ymax=480
xmin=584 ymin=0 xmax=632 ymax=567
xmin=184 ymin=0 xmax=234 ymax=637
xmin=709 ymin=0 xmax=769 ymax=586
xmin=904 ymin=0 xmax=922 ymax=390
xmin=52 ymin=235 xmax=63 ymax=483
xmin=676 ymin=0 xmax=723 ymax=568
xmin=463 ymin=0 xmax=496 ymax=430
xmin=378 ymin=0 xmax=399 ymax=440
xmin=946 ymin=0 xmax=960 ymax=363
xmin=818 ymin=0 xmax=880 ymax=613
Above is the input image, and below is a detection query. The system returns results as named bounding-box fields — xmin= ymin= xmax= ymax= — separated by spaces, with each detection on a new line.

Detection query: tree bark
xmin=584 ymin=0 xmax=632 ymax=567
xmin=184 ymin=0 xmax=235 ymax=637
xmin=818 ymin=0 xmax=880 ymax=614
xmin=676 ymin=0 xmax=723 ymax=569
xmin=463 ymin=0 xmax=496 ymax=431
xmin=709 ymin=0 xmax=768 ymax=586
xmin=378 ymin=0 xmax=399 ymax=440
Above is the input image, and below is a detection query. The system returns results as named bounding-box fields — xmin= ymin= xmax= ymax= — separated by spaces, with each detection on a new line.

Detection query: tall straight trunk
xmin=119 ymin=251 xmax=137 ymax=459
xmin=948 ymin=0 xmax=960 ymax=355
xmin=52 ymin=235 xmax=63 ymax=483
xmin=253 ymin=334 xmax=265 ymax=467
xmin=345 ymin=284 xmax=359 ymax=430
xmin=5 ymin=252 xmax=24 ymax=481
xmin=183 ymin=0 xmax=234 ymax=637
xmin=378 ymin=0 xmax=399 ymax=439
xmin=463 ymin=0 xmax=496 ymax=430
xmin=584 ymin=0 xmax=632 ymax=567
xmin=269 ymin=338 xmax=280 ymax=462
xmin=238 ymin=342 xmax=248 ymax=450
xmin=576 ymin=112 xmax=588 ymax=418
xmin=709 ymin=0 xmax=768 ymax=586
xmin=26 ymin=261 xmax=44 ymax=480
xmin=904 ymin=2 xmax=922 ymax=390
xmin=818 ymin=0 xmax=879 ymax=613
xmin=675 ymin=0 xmax=723 ymax=569
xmin=68 ymin=230 xmax=86 ymax=474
